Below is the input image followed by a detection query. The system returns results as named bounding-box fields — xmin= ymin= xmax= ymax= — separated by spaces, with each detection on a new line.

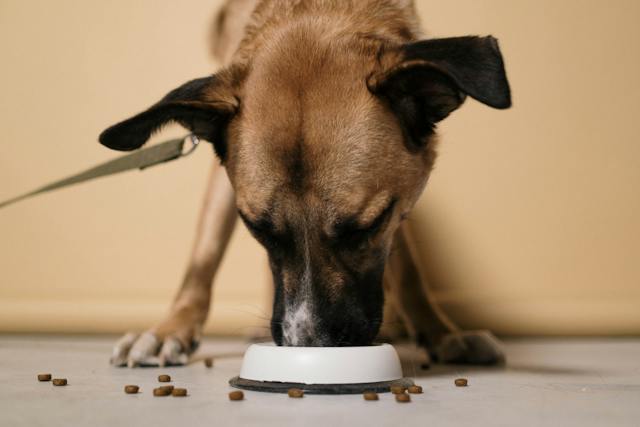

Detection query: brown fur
xmin=108 ymin=0 xmax=508 ymax=365
xmin=223 ymin=1 xmax=437 ymax=311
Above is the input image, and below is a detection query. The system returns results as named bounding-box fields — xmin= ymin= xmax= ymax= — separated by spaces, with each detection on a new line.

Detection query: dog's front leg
xmin=385 ymin=223 xmax=505 ymax=365
xmin=111 ymin=161 xmax=237 ymax=367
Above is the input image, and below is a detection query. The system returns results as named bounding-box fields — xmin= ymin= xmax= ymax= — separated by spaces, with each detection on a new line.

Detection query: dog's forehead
xmin=228 ymin=29 xmax=428 ymax=219
xmin=231 ymin=88 xmax=404 ymax=218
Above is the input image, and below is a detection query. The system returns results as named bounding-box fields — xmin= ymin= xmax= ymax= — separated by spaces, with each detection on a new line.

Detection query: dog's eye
xmin=238 ymin=210 xmax=272 ymax=235
xmin=334 ymin=200 xmax=396 ymax=243
xmin=237 ymin=210 xmax=284 ymax=248
xmin=338 ymin=223 xmax=381 ymax=243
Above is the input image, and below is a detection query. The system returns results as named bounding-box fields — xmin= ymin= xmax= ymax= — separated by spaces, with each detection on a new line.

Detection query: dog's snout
xmin=280 ymin=301 xmax=323 ymax=346
xmin=274 ymin=283 xmax=384 ymax=347
xmin=266 ymin=206 xmax=388 ymax=348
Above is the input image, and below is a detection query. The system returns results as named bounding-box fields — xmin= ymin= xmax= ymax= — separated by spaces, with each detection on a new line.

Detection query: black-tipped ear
xmin=99 ymin=74 xmax=238 ymax=157
xmin=402 ymin=36 xmax=511 ymax=109
xmin=369 ymin=36 xmax=511 ymax=146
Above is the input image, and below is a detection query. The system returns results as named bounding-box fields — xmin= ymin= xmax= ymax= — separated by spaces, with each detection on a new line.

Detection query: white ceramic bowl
xmin=238 ymin=342 xmax=403 ymax=384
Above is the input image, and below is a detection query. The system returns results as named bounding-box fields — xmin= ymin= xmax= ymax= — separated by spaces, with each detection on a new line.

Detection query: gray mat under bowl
xmin=229 ymin=376 xmax=414 ymax=394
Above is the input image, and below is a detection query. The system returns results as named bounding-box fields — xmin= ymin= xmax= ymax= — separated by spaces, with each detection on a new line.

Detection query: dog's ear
xmin=368 ymin=36 xmax=511 ymax=146
xmin=99 ymin=68 xmax=242 ymax=159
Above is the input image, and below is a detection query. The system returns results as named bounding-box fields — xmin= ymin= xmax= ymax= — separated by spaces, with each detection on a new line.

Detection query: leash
xmin=0 ymin=134 xmax=200 ymax=210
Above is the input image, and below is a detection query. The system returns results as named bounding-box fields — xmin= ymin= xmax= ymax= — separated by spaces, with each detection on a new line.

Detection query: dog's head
xmin=100 ymin=34 xmax=510 ymax=346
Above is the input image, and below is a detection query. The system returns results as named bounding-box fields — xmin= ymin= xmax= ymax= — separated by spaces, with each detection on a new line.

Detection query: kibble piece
xmin=390 ymin=385 xmax=406 ymax=394
xmin=287 ymin=388 xmax=304 ymax=398
xmin=229 ymin=390 xmax=244 ymax=401
xmin=204 ymin=358 xmax=214 ymax=368
xmin=124 ymin=385 xmax=140 ymax=394
xmin=52 ymin=378 xmax=67 ymax=386
xmin=37 ymin=374 xmax=52 ymax=382
xmin=454 ymin=378 xmax=468 ymax=387
xmin=408 ymin=385 xmax=423 ymax=394
xmin=395 ymin=393 xmax=411 ymax=403
xmin=153 ymin=387 xmax=171 ymax=397
xmin=363 ymin=392 xmax=379 ymax=401
xmin=158 ymin=374 xmax=171 ymax=383
xmin=159 ymin=385 xmax=174 ymax=393
xmin=395 ymin=393 xmax=410 ymax=402
xmin=172 ymin=388 xmax=188 ymax=397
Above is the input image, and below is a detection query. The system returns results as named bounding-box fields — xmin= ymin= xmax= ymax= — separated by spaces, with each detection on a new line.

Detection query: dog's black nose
xmin=276 ymin=310 xmax=380 ymax=347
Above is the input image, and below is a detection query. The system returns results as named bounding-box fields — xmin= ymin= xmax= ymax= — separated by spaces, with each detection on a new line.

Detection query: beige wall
xmin=0 ymin=0 xmax=638 ymax=336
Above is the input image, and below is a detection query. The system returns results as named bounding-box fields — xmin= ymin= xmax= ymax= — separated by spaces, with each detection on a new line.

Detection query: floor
xmin=0 ymin=336 xmax=638 ymax=427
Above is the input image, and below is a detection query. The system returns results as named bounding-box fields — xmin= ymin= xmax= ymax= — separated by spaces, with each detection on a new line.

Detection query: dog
xmin=101 ymin=0 xmax=511 ymax=367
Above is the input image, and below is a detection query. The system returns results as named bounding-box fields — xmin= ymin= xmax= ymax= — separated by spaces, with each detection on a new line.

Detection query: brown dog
xmin=102 ymin=0 xmax=511 ymax=367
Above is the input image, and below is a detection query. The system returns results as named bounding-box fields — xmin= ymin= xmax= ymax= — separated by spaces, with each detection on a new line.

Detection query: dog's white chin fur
xmin=282 ymin=301 xmax=315 ymax=346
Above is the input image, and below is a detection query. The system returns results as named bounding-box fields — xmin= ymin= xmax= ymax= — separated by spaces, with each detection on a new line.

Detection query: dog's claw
xmin=159 ymin=337 xmax=189 ymax=367
xmin=111 ymin=331 xmax=192 ymax=367
xmin=110 ymin=332 xmax=139 ymax=367
xmin=127 ymin=332 xmax=161 ymax=366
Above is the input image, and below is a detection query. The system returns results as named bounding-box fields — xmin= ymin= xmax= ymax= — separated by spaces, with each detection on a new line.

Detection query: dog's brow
xmin=334 ymin=198 xmax=396 ymax=233
xmin=237 ymin=209 xmax=274 ymax=231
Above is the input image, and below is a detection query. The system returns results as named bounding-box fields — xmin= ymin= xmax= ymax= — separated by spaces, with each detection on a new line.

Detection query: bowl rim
xmin=238 ymin=342 xmax=403 ymax=384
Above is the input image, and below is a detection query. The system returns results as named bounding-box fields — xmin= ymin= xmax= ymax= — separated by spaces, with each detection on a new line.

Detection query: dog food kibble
xmin=395 ymin=393 xmax=411 ymax=403
xmin=153 ymin=387 xmax=171 ymax=397
xmin=408 ymin=385 xmax=423 ymax=394
xmin=363 ymin=392 xmax=379 ymax=401
xmin=204 ymin=358 xmax=214 ymax=368
xmin=124 ymin=385 xmax=140 ymax=394
xmin=390 ymin=385 xmax=406 ymax=394
xmin=52 ymin=378 xmax=67 ymax=386
xmin=159 ymin=385 xmax=174 ymax=393
xmin=229 ymin=391 xmax=244 ymax=401
xmin=158 ymin=374 xmax=171 ymax=382
xmin=287 ymin=388 xmax=304 ymax=398
xmin=172 ymin=388 xmax=188 ymax=397
xmin=455 ymin=378 xmax=468 ymax=387
xmin=37 ymin=374 xmax=52 ymax=382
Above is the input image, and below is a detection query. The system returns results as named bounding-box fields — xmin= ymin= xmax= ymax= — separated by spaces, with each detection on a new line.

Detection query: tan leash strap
xmin=0 ymin=135 xmax=198 ymax=210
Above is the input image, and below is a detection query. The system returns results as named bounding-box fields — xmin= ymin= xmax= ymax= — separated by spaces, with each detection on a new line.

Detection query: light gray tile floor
xmin=0 ymin=335 xmax=638 ymax=426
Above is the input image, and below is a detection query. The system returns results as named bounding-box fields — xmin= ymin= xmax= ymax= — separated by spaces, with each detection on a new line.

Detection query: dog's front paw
xmin=110 ymin=316 xmax=201 ymax=367
xmin=433 ymin=330 xmax=505 ymax=365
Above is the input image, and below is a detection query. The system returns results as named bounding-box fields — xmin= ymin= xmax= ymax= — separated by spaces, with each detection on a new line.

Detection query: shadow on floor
xmin=395 ymin=342 xmax=600 ymax=378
